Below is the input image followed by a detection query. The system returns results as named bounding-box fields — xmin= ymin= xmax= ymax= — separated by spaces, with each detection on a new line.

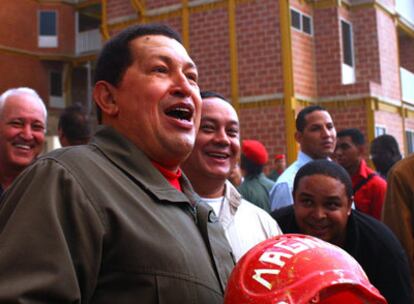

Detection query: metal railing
xmin=75 ymin=28 xmax=102 ymax=54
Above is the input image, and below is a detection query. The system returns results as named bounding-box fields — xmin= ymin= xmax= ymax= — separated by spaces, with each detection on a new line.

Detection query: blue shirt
xmin=269 ymin=151 xmax=313 ymax=211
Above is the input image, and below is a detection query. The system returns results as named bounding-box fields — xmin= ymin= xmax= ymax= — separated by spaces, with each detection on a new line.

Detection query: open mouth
xmin=206 ymin=152 xmax=230 ymax=159
xmin=165 ymin=104 xmax=193 ymax=122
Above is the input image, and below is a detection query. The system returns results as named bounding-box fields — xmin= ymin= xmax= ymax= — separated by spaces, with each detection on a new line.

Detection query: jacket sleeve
xmin=382 ymin=167 xmax=414 ymax=265
xmin=0 ymin=158 xmax=105 ymax=303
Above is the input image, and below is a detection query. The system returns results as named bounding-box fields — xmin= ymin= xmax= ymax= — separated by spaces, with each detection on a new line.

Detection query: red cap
xmin=274 ymin=154 xmax=285 ymax=160
xmin=242 ymin=140 xmax=269 ymax=165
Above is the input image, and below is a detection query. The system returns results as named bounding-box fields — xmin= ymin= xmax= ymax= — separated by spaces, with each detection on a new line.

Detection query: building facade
xmin=1 ymin=0 xmax=413 ymax=166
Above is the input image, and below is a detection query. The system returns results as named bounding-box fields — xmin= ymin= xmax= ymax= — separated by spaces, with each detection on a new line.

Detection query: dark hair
xmin=370 ymin=134 xmax=402 ymax=176
xmin=200 ymin=91 xmax=229 ymax=102
xmin=240 ymin=154 xmax=263 ymax=177
xmin=296 ymin=105 xmax=327 ymax=132
xmin=58 ymin=103 xmax=91 ymax=145
xmin=371 ymin=134 xmax=401 ymax=158
xmin=337 ymin=128 xmax=365 ymax=146
xmin=293 ymin=160 xmax=353 ymax=199
xmin=94 ymin=23 xmax=182 ymax=122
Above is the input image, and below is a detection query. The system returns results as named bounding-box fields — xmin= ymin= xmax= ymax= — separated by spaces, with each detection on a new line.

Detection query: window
xmin=340 ymin=19 xmax=355 ymax=84
xmin=406 ymin=130 xmax=414 ymax=154
xmin=290 ymin=9 xmax=313 ymax=35
xmin=49 ymin=71 xmax=64 ymax=108
xmin=291 ymin=10 xmax=301 ymax=30
xmin=302 ymin=15 xmax=312 ymax=35
xmin=375 ymin=126 xmax=386 ymax=137
xmin=38 ymin=10 xmax=58 ymax=48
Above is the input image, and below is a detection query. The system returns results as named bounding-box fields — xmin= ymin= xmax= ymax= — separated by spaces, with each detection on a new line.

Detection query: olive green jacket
xmin=0 ymin=126 xmax=234 ymax=303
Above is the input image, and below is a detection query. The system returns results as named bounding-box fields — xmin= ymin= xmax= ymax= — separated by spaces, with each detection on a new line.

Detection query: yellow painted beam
xmin=279 ymin=0 xmax=297 ymax=164
xmin=182 ymin=0 xmax=190 ymax=50
xmin=365 ymin=98 xmax=376 ymax=145
xmin=101 ymin=0 xmax=110 ymax=40
xmin=228 ymin=0 xmax=239 ymax=111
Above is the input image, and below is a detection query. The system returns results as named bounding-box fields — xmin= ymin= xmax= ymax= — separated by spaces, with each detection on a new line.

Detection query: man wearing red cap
xmin=238 ymin=139 xmax=275 ymax=212
xmin=267 ymin=154 xmax=286 ymax=182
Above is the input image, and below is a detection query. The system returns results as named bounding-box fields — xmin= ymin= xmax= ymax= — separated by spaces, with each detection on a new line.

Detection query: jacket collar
xmin=90 ymin=125 xmax=198 ymax=206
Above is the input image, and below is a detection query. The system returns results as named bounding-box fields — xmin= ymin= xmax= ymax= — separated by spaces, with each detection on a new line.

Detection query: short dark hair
xmin=371 ymin=134 xmax=401 ymax=157
xmin=293 ymin=160 xmax=353 ymax=199
xmin=240 ymin=153 xmax=263 ymax=177
xmin=58 ymin=103 xmax=91 ymax=145
xmin=337 ymin=128 xmax=365 ymax=146
xmin=94 ymin=23 xmax=182 ymax=122
xmin=200 ymin=91 xmax=229 ymax=102
xmin=296 ymin=105 xmax=327 ymax=132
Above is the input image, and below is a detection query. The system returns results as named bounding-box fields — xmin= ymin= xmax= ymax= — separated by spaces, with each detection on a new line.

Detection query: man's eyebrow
xmin=155 ymin=55 xmax=197 ymax=70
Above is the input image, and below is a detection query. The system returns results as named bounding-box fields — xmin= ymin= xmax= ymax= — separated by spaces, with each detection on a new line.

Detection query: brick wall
xmin=106 ymin=0 xmax=135 ymax=21
xmin=375 ymin=10 xmax=401 ymax=100
xmin=239 ymin=104 xmax=286 ymax=166
xmin=327 ymin=103 xmax=367 ymax=134
xmin=399 ymin=35 xmax=414 ymax=72
xmin=314 ymin=7 xmax=342 ymax=96
xmin=190 ymin=7 xmax=231 ymax=97
xmin=291 ymin=0 xmax=317 ymax=97
xmin=0 ymin=1 xmax=75 ymax=54
xmin=352 ymin=7 xmax=381 ymax=86
xmin=236 ymin=0 xmax=283 ymax=97
xmin=146 ymin=0 xmax=179 ymax=10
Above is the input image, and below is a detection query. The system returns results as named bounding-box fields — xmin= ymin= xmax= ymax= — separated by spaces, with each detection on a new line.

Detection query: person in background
xmin=228 ymin=162 xmax=243 ymax=187
xmin=0 ymin=87 xmax=47 ymax=197
xmin=182 ymin=91 xmax=282 ymax=261
xmin=0 ymin=24 xmax=234 ymax=303
xmin=382 ymin=154 xmax=414 ymax=298
xmin=272 ymin=160 xmax=412 ymax=304
xmin=269 ymin=105 xmax=336 ymax=211
xmin=370 ymin=134 xmax=402 ymax=179
xmin=267 ymin=154 xmax=286 ymax=182
xmin=238 ymin=139 xmax=275 ymax=212
xmin=58 ymin=103 xmax=92 ymax=147
xmin=334 ymin=128 xmax=386 ymax=220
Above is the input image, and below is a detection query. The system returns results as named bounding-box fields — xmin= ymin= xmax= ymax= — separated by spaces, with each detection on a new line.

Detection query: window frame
xmin=406 ymin=129 xmax=414 ymax=155
xmin=290 ymin=8 xmax=313 ymax=36
xmin=38 ymin=10 xmax=58 ymax=48
xmin=340 ymin=18 xmax=356 ymax=84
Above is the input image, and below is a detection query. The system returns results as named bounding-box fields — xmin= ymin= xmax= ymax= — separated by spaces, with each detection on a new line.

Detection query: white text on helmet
xmin=252 ymin=237 xmax=324 ymax=290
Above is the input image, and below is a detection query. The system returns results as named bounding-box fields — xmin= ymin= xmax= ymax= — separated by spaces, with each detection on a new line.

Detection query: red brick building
xmin=1 ymin=0 xmax=413 ymax=166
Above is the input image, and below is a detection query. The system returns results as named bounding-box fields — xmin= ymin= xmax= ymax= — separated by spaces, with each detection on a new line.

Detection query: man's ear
xmin=294 ymin=131 xmax=302 ymax=144
xmin=93 ymin=81 xmax=119 ymax=117
xmin=358 ymin=144 xmax=365 ymax=156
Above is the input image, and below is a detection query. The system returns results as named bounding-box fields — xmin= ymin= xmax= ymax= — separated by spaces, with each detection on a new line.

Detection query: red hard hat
xmin=224 ymin=234 xmax=387 ymax=304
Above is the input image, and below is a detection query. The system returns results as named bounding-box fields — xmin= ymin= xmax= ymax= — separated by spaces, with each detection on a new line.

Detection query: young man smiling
xmin=271 ymin=160 xmax=412 ymax=304
xmin=182 ymin=91 xmax=281 ymax=261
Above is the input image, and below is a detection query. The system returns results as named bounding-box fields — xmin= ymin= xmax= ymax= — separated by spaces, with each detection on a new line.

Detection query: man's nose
xmin=20 ymin=124 xmax=34 ymax=140
xmin=312 ymin=206 xmax=327 ymax=219
xmin=170 ymin=72 xmax=193 ymax=98
xmin=214 ymin=129 xmax=231 ymax=146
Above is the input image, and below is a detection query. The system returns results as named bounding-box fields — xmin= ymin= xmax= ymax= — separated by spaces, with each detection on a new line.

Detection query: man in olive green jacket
xmin=0 ymin=24 xmax=234 ymax=303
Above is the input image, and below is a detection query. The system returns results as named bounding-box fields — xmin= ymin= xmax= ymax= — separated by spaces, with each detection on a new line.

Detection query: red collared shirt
xmin=352 ymin=159 xmax=387 ymax=220
xmin=151 ymin=161 xmax=182 ymax=192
